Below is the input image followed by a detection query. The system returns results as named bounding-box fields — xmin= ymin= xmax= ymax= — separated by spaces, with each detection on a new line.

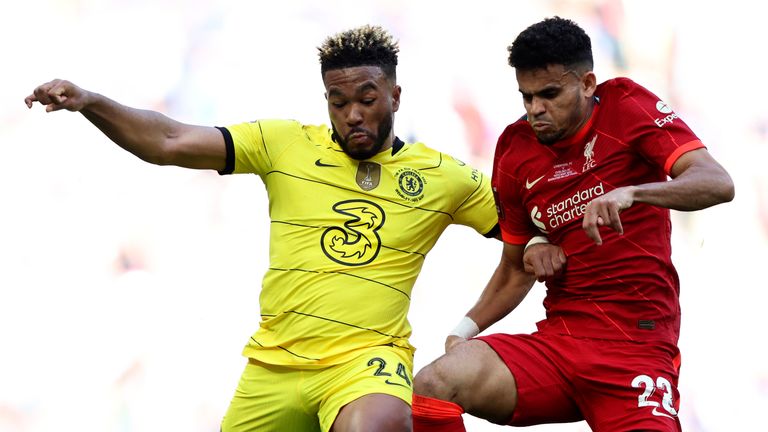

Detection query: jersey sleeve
xmin=449 ymin=157 xmax=499 ymax=236
xmin=218 ymin=119 xmax=305 ymax=176
xmin=616 ymin=78 xmax=705 ymax=175
xmin=492 ymin=127 xmax=541 ymax=245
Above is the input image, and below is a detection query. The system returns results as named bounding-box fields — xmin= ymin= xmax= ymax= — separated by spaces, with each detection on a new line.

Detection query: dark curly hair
xmin=318 ymin=25 xmax=399 ymax=81
xmin=508 ymin=17 xmax=593 ymax=72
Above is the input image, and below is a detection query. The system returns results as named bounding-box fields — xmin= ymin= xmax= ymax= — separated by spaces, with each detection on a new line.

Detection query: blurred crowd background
xmin=2 ymin=0 xmax=766 ymax=431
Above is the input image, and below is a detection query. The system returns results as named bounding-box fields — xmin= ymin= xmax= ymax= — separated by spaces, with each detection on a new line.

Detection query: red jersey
xmin=493 ymin=78 xmax=705 ymax=345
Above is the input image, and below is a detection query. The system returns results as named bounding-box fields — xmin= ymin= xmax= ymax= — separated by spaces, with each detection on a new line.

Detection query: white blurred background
xmin=2 ymin=0 xmax=766 ymax=431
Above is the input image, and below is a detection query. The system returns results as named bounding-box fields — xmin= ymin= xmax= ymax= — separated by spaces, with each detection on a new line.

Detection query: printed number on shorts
xmin=631 ymin=374 xmax=678 ymax=418
xmin=368 ymin=357 xmax=412 ymax=388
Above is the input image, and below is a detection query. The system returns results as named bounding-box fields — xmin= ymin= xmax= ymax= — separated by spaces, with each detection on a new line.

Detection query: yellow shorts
xmin=220 ymin=345 xmax=414 ymax=432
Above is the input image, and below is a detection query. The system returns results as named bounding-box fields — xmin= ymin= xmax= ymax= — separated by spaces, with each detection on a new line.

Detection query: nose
xmin=529 ymin=96 xmax=546 ymax=116
xmin=346 ymin=104 xmax=363 ymax=126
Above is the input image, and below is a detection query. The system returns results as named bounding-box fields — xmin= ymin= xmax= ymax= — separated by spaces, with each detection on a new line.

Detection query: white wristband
xmin=449 ymin=316 xmax=480 ymax=339
xmin=524 ymin=235 xmax=549 ymax=253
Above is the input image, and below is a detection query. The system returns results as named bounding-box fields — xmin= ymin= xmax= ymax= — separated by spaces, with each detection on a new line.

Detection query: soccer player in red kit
xmin=411 ymin=16 xmax=734 ymax=432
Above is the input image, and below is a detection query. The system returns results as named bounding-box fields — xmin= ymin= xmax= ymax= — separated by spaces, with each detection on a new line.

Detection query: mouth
xmin=530 ymin=121 xmax=550 ymax=132
xmin=347 ymin=131 xmax=373 ymax=145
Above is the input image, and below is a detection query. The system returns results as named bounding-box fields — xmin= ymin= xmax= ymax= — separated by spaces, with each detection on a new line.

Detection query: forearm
xmin=631 ymin=162 xmax=734 ymax=211
xmin=80 ymin=92 xmax=188 ymax=165
xmin=466 ymin=262 xmax=536 ymax=332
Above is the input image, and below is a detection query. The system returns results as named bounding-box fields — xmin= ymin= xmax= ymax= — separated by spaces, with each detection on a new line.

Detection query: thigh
xmin=477 ymin=333 xmax=582 ymax=426
xmin=221 ymin=360 xmax=320 ymax=432
xmin=576 ymin=341 xmax=682 ymax=432
xmin=320 ymin=346 xmax=413 ymax=432
xmin=414 ymin=338 xmax=525 ymax=424
xmin=331 ymin=393 xmax=411 ymax=432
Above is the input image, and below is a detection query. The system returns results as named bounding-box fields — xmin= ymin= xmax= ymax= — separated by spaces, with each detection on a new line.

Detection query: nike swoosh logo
xmin=525 ymin=175 xmax=546 ymax=190
xmin=384 ymin=379 xmax=409 ymax=388
xmin=315 ymin=159 xmax=341 ymax=167
xmin=651 ymin=407 xmax=674 ymax=419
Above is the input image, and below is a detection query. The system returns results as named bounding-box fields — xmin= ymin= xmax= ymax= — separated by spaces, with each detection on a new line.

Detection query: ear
xmin=582 ymin=71 xmax=597 ymax=98
xmin=391 ymin=85 xmax=401 ymax=113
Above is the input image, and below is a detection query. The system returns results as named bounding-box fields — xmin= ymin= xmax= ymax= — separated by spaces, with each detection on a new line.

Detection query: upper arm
xmin=450 ymin=160 xmax=499 ymax=235
xmin=669 ymin=147 xmax=727 ymax=179
xmin=669 ymin=147 xmax=735 ymax=202
xmin=165 ymin=124 xmax=227 ymax=171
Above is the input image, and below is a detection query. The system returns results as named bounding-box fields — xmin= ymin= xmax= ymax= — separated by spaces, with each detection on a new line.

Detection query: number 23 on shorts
xmin=631 ymin=374 xmax=679 ymax=418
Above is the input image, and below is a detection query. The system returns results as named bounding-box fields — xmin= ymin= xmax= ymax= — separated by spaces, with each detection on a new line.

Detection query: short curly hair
xmin=508 ymin=17 xmax=593 ymax=72
xmin=318 ymin=25 xmax=399 ymax=80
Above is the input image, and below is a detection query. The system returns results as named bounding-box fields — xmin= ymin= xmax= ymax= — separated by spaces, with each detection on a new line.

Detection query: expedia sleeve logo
xmin=321 ymin=200 xmax=385 ymax=266
xmin=394 ymin=168 xmax=426 ymax=202
xmin=654 ymin=100 xmax=679 ymax=127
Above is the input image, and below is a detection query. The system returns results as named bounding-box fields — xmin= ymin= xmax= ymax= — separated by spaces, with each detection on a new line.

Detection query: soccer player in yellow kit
xmin=25 ymin=26 xmax=499 ymax=431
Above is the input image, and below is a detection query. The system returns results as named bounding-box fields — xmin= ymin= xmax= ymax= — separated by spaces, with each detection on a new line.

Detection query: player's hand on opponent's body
xmin=445 ymin=335 xmax=465 ymax=353
xmin=582 ymin=185 xmax=636 ymax=245
xmin=25 ymin=79 xmax=92 ymax=112
xmin=443 ymin=242 xmax=564 ymax=353
xmin=523 ymin=243 xmax=566 ymax=282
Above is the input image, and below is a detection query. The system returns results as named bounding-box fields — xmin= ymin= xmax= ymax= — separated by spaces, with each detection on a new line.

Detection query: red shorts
xmin=477 ymin=332 xmax=682 ymax=432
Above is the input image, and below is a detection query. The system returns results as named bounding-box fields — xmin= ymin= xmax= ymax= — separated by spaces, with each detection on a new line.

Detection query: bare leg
xmin=414 ymin=339 xmax=518 ymax=424
xmin=331 ymin=393 xmax=411 ymax=432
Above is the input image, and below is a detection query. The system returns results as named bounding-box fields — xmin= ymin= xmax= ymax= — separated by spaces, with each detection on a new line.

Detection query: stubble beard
xmin=535 ymin=102 xmax=588 ymax=145
xmin=535 ymin=129 xmax=565 ymax=145
xmin=332 ymin=113 xmax=393 ymax=161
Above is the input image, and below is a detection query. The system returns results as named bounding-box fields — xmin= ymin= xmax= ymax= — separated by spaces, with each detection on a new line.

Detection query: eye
xmin=331 ymin=101 xmax=346 ymax=108
xmin=540 ymin=89 xmax=559 ymax=99
xmin=522 ymin=94 xmax=533 ymax=103
xmin=361 ymin=98 xmax=376 ymax=105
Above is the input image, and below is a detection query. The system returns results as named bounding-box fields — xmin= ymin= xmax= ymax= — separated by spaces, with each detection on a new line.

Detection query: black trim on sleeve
xmin=484 ymin=223 xmax=501 ymax=239
xmin=215 ymin=126 xmax=235 ymax=175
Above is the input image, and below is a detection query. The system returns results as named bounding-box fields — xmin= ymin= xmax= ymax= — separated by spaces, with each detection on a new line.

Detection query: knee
xmin=413 ymin=357 xmax=459 ymax=401
xmin=380 ymin=409 xmax=412 ymax=432
xmin=412 ymin=363 xmax=438 ymax=396
xmin=356 ymin=410 xmax=410 ymax=432
xmin=346 ymin=403 xmax=412 ymax=432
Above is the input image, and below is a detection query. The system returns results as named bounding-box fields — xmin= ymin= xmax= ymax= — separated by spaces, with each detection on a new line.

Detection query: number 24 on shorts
xmin=368 ymin=357 xmax=412 ymax=387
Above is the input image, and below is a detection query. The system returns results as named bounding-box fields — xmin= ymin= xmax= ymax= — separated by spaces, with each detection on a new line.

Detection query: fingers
xmin=24 ymin=93 xmax=38 ymax=108
xmin=445 ymin=335 xmax=466 ymax=353
xmin=608 ymin=207 xmax=624 ymax=235
xmin=583 ymin=187 xmax=635 ymax=244
xmin=47 ymin=88 xmax=69 ymax=111
xmin=32 ymin=80 xmax=58 ymax=105
xmin=542 ymin=248 xmax=566 ymax=281
xmin=537 ymin=256 xmax=556 ymax=281
xmin=583 ymin=209 xmax=603 ymax=245
xmin=25 ymin=79 xmax=73 ymax=111
xmin=43 ymin=80 xmax=70 ymax=111
xmin=523 ymin=260 xmax=535 ymax=274
xmin=583 ymin=200 xmax=625 ymax=245
xmin=524 ymin=244 xmax=567 ymax=282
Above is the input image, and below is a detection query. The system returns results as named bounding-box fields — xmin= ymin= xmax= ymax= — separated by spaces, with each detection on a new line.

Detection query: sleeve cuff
xmin=215 ymin=126 xmax=235 ymax=175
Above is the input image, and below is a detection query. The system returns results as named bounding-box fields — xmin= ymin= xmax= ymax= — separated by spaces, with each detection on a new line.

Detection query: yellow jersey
xmin=219 ymin=119 xmax=497 ymax=367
